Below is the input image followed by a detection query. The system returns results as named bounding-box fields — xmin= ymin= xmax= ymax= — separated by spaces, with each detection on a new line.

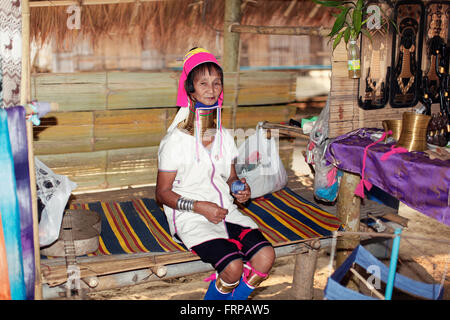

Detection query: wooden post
xmin=21 ymin=0 xmax=43 ymax=300
xmin=335 ymin=171 xmax=361 ymax=290
xmin=224 ymin=0 xmax=241 ymax=131
xmin=223 ymin=0 xmax=241 ymax=72
xmin=291 ymin=240 xmax=320 ymax=300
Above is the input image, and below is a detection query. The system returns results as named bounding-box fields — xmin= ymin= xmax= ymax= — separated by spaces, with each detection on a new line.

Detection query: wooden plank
xmin=332 ymin=41 xmax=348 ymax=62
xmin=105 ymin=146 xmax=159 ymax=188
xmin=222 ymin=105 xmax=297 ymax=129
xmin=329 ymin=121 xmax=355 ymax=138
xmin=33 ymin=109 xmax=177 ymax=155
xmin=42 ymin=251 xmax=199 ymax=287
xmin=329 ymin=101 xmax=358 ymax=123
xmin=93 ymin=109 xmax=172 ymax=150
xmin=232 ymin=71 xmax=296 ymax=106
xmin=37 ymin=151 xmax=108 ymax=191
xmin=37 ymin=146 xmax=160 ymax=192
xmin=336 ymin=171 xmax=361 ymax=291
xmin=32 ymin=73 xmax=107 ymax=112
xmin=33 ymin=112 xmax=94 ymax=155
xmin=106 ymin=72 xmax=178 ymax=109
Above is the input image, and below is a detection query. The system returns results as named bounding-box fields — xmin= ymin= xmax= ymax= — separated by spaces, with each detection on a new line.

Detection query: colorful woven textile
xmin=67 ymin=188 xmax=341 ymax=256
xmin=0 ymin=0 xmax=22 ymax=108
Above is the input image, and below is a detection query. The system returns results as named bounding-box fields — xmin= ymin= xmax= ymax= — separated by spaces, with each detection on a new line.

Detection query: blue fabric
xmin=324 ymin=245 xmax=444 ymax=300
xmin=194 ymin=101 xmax=219 ymax=109
xmin=0 ymin=109 xmax=26 ymax=300
xmin=203 ymin=279 xmax=232 ymax=300
xmin=229 ymin=276 xmax=254 ymax=300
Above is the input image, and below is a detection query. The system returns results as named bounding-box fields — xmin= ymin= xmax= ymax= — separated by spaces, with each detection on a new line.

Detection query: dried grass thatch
xmin=31 ymin=0 xmax=336 ymax=52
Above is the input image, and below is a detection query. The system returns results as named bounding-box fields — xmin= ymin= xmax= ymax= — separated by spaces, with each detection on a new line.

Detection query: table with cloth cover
xmin=325 ymin=128 xmax=450 ymax=227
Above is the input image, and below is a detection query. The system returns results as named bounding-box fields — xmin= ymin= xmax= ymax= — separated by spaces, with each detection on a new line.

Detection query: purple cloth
xmin=325 ymin=128 xmax=450 ymax=227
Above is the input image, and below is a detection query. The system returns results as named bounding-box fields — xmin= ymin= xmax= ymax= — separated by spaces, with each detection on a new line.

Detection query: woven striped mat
xmin=67 ymin=188 xmax=341 ymax=256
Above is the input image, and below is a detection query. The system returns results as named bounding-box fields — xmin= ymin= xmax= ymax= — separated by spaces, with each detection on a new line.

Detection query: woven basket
xmin=40 ymin=209 xmax=101 ymax=257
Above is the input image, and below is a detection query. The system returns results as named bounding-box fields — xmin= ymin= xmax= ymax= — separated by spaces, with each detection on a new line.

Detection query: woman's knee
xmin=251 ymin=246 xmax=275 ymax=272
xmin=219 ymin=259 xmax=243 ymax=283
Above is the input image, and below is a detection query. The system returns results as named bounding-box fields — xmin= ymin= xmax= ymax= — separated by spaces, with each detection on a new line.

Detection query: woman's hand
xmin=194 ymin=201 xmax=228 ymax=224
xmin=232 ymin=178 xmax=251 ymax=203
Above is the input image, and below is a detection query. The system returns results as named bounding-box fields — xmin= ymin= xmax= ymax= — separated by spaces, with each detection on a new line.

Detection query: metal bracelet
xmin=177 ymin=197 xmax=195 ymax=212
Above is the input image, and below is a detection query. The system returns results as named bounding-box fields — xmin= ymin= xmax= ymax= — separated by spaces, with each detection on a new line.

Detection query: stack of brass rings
xmin=396 ymin=112 xmax=431 ymax=151
xmin=382 ymin=119 xmax=403 ymax=141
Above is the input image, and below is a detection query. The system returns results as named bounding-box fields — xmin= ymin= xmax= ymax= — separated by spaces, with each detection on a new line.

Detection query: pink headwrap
xmin=176 ymin=48 xmax=224 ymax=108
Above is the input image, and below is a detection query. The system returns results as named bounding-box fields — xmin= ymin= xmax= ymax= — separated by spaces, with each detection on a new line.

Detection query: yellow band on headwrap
xmin=183 ymin=48 xmax=211 ymax=65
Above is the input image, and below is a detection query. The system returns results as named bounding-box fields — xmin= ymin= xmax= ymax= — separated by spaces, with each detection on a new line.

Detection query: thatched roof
xmin=31 ymin=0 xmax=336 ymax=52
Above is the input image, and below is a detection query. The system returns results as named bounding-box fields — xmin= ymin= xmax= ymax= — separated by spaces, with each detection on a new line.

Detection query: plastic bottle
xmin=231 ymin=180 xmax=245 ymax=194
xmin=347 ymin=39 xmax=361 ymax=79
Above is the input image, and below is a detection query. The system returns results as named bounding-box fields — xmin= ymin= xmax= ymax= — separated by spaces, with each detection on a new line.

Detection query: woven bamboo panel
xmin=37 ymin=151 xmax=108 ymax=191
xmin=33 ymin=112 xmax=94 ymax=155
xmin=328 ymin=41 xmax=416 ymax=138
xmin=105 ymin=146 xmax=159 ymax=189
xmin=93 ymin=108 xmax=176 ymax=151
xmin=106 ymin=72 xmax=178 ymax=109
xmin=33 ymin=108 xmax=176 ymax=155
xmin=31 ymin=71 xmax=296 ymax=112
xmin=223 ymin=72 xmax=296 ymax=106
xmin=37 ymin=146 xmax=159 ymax=192
xmin=222 ymin=104 xmax=297 ymax=129
xmin=32 ymin=73 xmax=107 ymax=111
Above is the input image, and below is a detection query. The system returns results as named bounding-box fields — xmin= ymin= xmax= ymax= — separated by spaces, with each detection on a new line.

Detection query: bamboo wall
xmin=328 ymin=41 xmax=415 ymax=138
xmin=32 ymin=70 xmax=297 ymax=192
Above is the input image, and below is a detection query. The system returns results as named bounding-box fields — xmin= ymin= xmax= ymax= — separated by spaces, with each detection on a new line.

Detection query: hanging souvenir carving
xmin=420 ymin=1 xmax=450 ymax=107
xmin=422 ymin=1 xmax=450 ymax=147
xmin=390 ymin=0 xmax=425 ymax=108
xmin=358 ymin=1 xmax=394 ymax=110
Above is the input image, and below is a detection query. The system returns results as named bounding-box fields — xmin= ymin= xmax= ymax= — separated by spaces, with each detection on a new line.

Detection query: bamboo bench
xmin=40 ymin=186 xmax=340 ymax=300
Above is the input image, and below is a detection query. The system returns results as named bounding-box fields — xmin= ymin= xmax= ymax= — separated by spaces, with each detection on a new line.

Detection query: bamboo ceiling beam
xmin=29 ymin=0 xmax=173 ymax=8
xmin=230 ymin=24 xmax=331 ymax=37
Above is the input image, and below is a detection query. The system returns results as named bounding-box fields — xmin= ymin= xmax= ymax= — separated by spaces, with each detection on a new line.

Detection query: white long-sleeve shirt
xmin=157 ymin=127 xmax=258 ymax=249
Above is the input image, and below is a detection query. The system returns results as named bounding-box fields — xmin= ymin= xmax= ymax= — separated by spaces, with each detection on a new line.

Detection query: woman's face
xmin=191 ymin=68 xmax=223 ymax=106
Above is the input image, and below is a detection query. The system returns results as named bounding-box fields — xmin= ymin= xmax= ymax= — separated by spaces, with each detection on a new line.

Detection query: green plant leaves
xmin=317 ymin=0 xmax=396 ymax=50
xmin=352 ymin=5 xmax=362 ymax=38
xmin=328 ymin=6 xmax=350 ymax=38
xmin=333 ymin=30 xmax=344 ymax=50
xmin=311 ymin=0 xmax=343 ymax=8
xmin=344 ymin=28 xmax=351 ymax=44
